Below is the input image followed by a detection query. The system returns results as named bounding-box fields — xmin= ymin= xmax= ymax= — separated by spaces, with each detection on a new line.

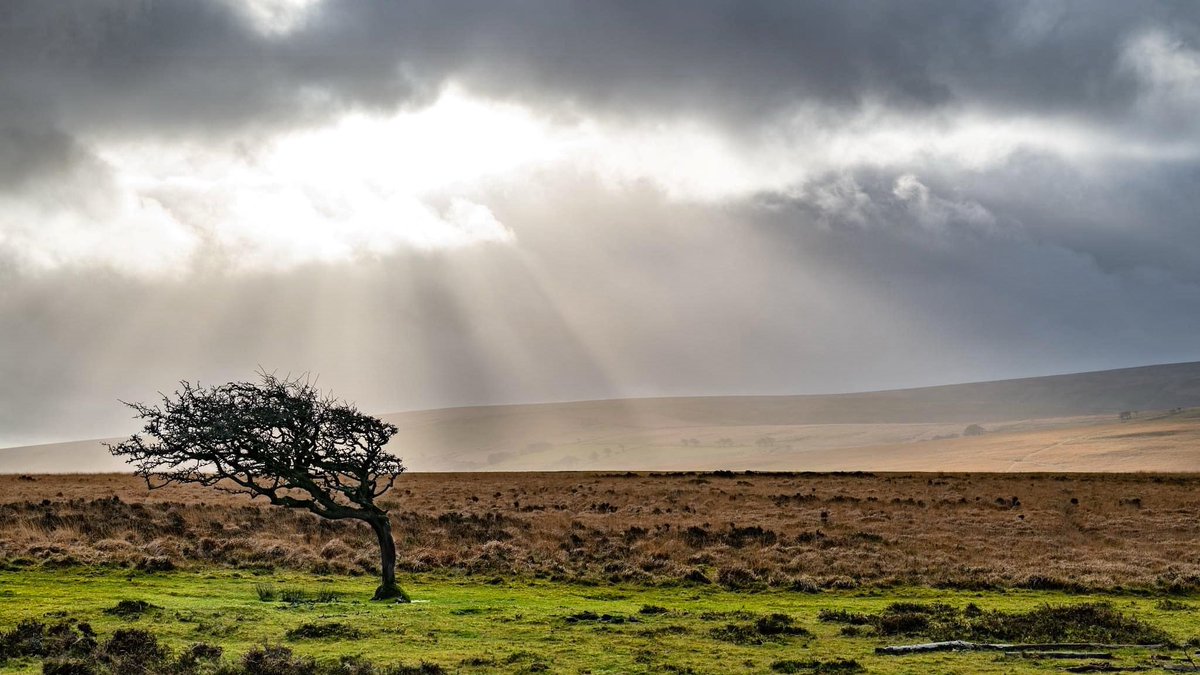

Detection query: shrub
xmin=2 ymin=620 xmax=95 ymax=661
xmin=99 ymin=628 xmax=167 ymax=667
xmin=137 ymin=556 xmax=176 ymax=572
xmin=968 ymin=602 xmax=1173 ymax=644
xmin=42 ymin=658 xmax=98 ymax=675
xmin=755 ymin=613 xmax=812 ymax=637
xmin=241 ymin=644 xmax=319 ymax=675
xmin=710 ymin=613 xmax=812 ymax=645
xmin=817 ymin=608 xmax=870 ymax=625
xmin=103 ymin=600 xmax=157 ymax=619
xmin=818 ymin=601 xmax=1174 ymax=644
xmin=0 ymin=619 xmax=97 ymax=658
xmin=2 ymin=619 xmax=50 ymax=658
xmin=717 ymin=566 xmax=762 ymax=590
xmin=176 ymin=642 xmax=223 ymax=667
xmin=788 ymin=578 xmax=822 ymax=594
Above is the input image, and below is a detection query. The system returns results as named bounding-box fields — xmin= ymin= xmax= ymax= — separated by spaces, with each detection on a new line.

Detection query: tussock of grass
xmin=254 ymin=583 xmax=276 ymax=602
xmin=267 ymin=586 xmax=340 ymax=604
xmin=102 ymin=599 xmax=158 ymax=618
xmin=283 ymin=621 xmax=363 ymax=641
xmin=770 ymin=658 xmax=865 ymax=673
xmin=710 ymin=613 xmax=813 ymax=645
xmin=638 ymin=604 xmax=670 ymax=615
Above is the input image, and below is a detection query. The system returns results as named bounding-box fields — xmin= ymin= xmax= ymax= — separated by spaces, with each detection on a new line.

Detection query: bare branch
xmin=106 ymin=372 xmax=405 ymax=524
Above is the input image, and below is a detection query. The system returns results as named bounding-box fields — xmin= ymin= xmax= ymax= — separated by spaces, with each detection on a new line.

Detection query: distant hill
xmin=6 ymin=361 xmax=1200 ymax=473
xmin=0 ymin=438 xmax=126 ymax=474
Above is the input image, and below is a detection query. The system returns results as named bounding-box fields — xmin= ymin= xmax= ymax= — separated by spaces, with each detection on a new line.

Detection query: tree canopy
xmin=107 ymin=372 xmax=409 ymax=600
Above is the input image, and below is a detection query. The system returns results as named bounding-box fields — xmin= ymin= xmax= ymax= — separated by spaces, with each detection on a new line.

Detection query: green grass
xmin=0 ymin=568 xmax=1196 ymax=673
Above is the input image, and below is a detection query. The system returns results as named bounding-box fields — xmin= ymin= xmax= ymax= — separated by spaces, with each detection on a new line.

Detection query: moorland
xmin=4 ymin=365 xmax=1200 ymax=672
xmin=2 ymin=470 xmax=1200 ymax=673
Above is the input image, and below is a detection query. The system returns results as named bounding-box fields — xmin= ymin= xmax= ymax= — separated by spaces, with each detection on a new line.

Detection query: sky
xmin=2 ymin=0 xmax=1200 ymax=447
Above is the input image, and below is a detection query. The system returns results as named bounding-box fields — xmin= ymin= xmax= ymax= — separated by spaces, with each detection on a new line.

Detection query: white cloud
xmin=1120 ymin=29 xmax=1200 ymax=123
xmin=4 ymin=75 xmax=1193 ymax=278
xmin=218 ymin=0 xmax=325 ymax=37
xmin=79 ymin=88 xmax=534 ymax=271
xmin=0 ymin=162 xmax=198 ymax=277
xmin=893 ymin=173 xmax=995 ymax=232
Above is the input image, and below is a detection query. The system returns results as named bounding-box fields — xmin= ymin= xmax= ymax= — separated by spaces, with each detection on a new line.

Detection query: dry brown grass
xmin=797 ymin=411 xmax=1200 ymax=472
xmin=1 ymin=471 xmax=1199 ymax=592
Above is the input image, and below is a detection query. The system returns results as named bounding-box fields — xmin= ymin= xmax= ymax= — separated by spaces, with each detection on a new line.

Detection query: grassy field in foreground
xmin=1 ymin=569 xmax=1198 ymax=673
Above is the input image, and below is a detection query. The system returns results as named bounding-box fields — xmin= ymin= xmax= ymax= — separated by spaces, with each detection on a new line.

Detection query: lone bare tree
xmin=106 ymin=372 xmax=409 ymax=601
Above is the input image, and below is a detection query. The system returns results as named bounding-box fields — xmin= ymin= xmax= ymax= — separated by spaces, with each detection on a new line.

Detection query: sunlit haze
xmin=2 ymin=1 xmax=1200 ymax=448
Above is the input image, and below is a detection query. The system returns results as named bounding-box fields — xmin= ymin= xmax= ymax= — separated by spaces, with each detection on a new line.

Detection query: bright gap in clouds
xmin=218 ymin=0 xmax=325 ymax=37
xmin=101 ymin=87 xmax=563 ymax=273
xmin=90 ymin=86 xmax=791 ymax=276
xmin=12 ymin=31 xmax=1198 ymax=280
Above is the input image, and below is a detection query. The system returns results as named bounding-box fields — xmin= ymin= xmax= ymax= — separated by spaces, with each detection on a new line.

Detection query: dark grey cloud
xmin=0 ymin=1 xmax=420 ymax=137
xmin=2 ymin=1 xmax=1196 ymax=138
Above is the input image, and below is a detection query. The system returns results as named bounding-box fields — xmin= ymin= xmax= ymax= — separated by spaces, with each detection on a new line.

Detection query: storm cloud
xmin=2 ymin=1 xmax=1199 ymax=447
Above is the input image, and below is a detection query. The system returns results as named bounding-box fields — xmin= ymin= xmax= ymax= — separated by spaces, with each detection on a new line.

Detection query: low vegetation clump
xmin=240 ymin=645 xmax=444 ymax=675
xmin=284 ymin=622 xmax=364 ymax=641
xmin=102 ymin=599 xmax=158 ymax=619
xmin=1154 ymin=598 xmax=1192 ymax=611
xmin=770 ymin=658 xmax=865 ymax=674
xmin=0 ymin=619 xmax=96 ymax=663
xmin=1 ymin=619 xmax=439 ymax=674
xmin=710 ymin=613 xmax=813 ymax=645
xmin=638 ymin=604 xmax=670 ymax=615
xmin=819 ymin=601 xmax=1174 ymax=644
xmin=563 ymin=610 xmax=638 ymax=625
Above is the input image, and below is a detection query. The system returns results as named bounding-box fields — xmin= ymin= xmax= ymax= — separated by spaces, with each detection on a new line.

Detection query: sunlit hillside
xmin=6 ymin=361 xmax=1200 ymax=473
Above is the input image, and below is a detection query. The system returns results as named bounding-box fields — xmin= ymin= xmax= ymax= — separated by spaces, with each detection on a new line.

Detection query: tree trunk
xmin=368 ymin=516 xmax=409 ymax=602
